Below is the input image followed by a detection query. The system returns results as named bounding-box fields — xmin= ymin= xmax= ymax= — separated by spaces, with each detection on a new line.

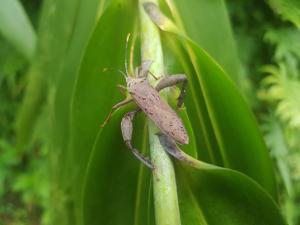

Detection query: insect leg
xmin=121 ymin=109 xmax=154 ymax=169
xmin=156 ymin=132 xmax=195 ymax=166
xmin=155 ymin=74 xmax=187 ymax=108
xmin=100 ymin=98 xmax=132 ymax=127
xmin=156 ymin=132 xmax=186 ymax=161
xmin=116 ymin=84 xmax=127 ymax=96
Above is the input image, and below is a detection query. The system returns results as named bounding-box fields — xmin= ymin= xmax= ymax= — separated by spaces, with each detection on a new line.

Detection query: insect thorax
xmin=126 ymin=77 xmax=148 ymax=88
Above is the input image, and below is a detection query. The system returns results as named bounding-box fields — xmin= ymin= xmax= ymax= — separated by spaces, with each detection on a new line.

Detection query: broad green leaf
xmin=0 ymin=0 xmax=36 ymax=60
xmin=162 ymin=36 xmax=223 ymax=165
xmin=76 ymin=1 xmax=285 ymax=225
xmin=16 ymin=0 xmax=102 ymax=150
xmin=68 ymin=1 xmax=153 ymax=224
xmin=16 ymin=0 xmax=85 ymax=151
xmin=17 ymin=0 xmax=104 ymax=223
xmin=150 ymin=131 xmax=285 ymax=224
xmin=46 ymin=0 xmax=104 ymax=224
xmin=71 ymin=0 xmax=135 ymax=198
xmin=50 ymin=0 xmax=103 ymax=188
xmin=144 ymin=2 xmax=277 ymax=198
xmin=43 ymin=0 xmax=285 ymax=224
xmin=177 ymin=163 xmax=286 ymax=225
xmin=184 ymin=39 xmax=277 ymax=198
xmin=82 ymin=110 xmax=153 ymax=225
xmin=268 ymin=0 xmax=300 ymax=28
xmin=163 ymin=0 xmax=244 ymax=84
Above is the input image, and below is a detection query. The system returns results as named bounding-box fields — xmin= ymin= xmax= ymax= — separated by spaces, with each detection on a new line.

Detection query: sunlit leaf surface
xmin=0 ymin=0 xmax=36 ymax=60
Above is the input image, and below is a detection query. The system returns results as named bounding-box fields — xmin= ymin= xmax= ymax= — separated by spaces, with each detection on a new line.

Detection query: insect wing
xmin=152 ymin=101 xmax=189 ymax=144
xmin=129 ymin=82 xmax=188 ymax=144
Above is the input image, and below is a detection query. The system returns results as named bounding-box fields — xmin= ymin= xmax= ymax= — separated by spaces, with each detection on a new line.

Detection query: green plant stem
xmin=139 ymin=1 xmax=181 ymax=225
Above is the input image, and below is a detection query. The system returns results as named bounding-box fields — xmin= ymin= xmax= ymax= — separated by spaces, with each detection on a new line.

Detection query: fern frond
xmin=261 ymin=114 xmax=292 ymax=194
xmin=259 ymin=61 xmax=300 ymax=129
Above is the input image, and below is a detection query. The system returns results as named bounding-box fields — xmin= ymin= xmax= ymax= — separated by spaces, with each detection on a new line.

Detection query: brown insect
xmin=101 ymin=35 xmax=188 ymax=169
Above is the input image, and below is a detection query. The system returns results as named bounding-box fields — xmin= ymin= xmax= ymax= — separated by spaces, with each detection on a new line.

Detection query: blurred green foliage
xmin=0 ymin=0 xmax=300 ymax=224
xmin=228 ymin=0 xmax=300 ymax=224
xmin=0 ymin=1 xmax=49 ymax=224
xmin=259 ymin=28 xmax=300 ymax=225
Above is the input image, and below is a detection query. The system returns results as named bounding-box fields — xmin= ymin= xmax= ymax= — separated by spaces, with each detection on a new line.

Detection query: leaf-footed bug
xmin=101 ymin=34 xmax=188 ymax=169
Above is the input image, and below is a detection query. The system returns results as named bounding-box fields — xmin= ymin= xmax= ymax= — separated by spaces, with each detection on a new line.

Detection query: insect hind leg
xmin=157 ymin=132 xmax=195 ymax=166
xmin=121 ymin=110 xmax=154 ymax=169
xmin=155 ymin=74 xmax=187 ymax=108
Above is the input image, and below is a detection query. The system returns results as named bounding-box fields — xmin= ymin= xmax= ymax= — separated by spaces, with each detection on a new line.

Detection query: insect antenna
xmin=125 ymin=33 xmax=131 ymax=75
xmin=102 ymin=68 xmax=127 ymax=79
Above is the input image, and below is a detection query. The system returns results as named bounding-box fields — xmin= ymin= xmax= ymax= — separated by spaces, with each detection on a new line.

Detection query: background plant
xmin=0 ymin=0 xmax=299 ymax=224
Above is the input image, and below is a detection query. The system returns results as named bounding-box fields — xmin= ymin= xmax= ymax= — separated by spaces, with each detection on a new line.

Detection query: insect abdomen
xmin=129 ymin=81 xmax=189 ymax=144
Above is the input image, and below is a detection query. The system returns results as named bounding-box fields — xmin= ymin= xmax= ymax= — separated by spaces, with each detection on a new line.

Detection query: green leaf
xmin=42 ymin=1 xmax=286 ymax=224
xmin=177 ymin=163 xmax=286 ymax=225
xmin=50 ymin=0 xmax=104 ymax=183
xmin=162 ymin=35 xmax=223 ymax=164
xmin=268 ymin=0 xmax=300 ymax=28
xmin=144 ymin=1 xmax=278 ymax=198
xmin=82 ymin=111 xmax=153 ymax=225
xmin=45 ymin=0 xmax=104 ymax=223
xmin=152 ymin=132 xmax=285 ymax=224
xmin=68 ymin=1 xmax=150 ymax=224
xmin=185 ymin=39 xmax=277 ymax=198
xmin=15 ymin=0 xmax=85 ymax=151
xmin=16 ymin=0 xmax=104 ymax=223
xmin=16 ymin=0 xmax=102 ymax=151
xmin=71 ymin=0 xmax=135 ymax=194
xmin=164 ymin=0 xmax=243 ymax=84
xmin=0 ymin=0 xmax=36 ymax=60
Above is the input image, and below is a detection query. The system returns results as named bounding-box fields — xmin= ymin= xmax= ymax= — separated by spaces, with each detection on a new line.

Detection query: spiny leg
xmin=156 ymin=132 xmax=194 ymax=166
xmin=156 ymin=132 xmax=186 ymax=161
xmin=100 ymin=98 xmax=132 ymax=127
xmin=121 ymin=109 xmax=154 ymax=169
xmin=155 ymin=74 xmax=187 ymax=108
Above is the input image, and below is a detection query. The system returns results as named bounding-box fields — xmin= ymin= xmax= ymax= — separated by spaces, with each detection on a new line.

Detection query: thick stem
xmin=139 ymin=1 xmax=181 ymax=225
